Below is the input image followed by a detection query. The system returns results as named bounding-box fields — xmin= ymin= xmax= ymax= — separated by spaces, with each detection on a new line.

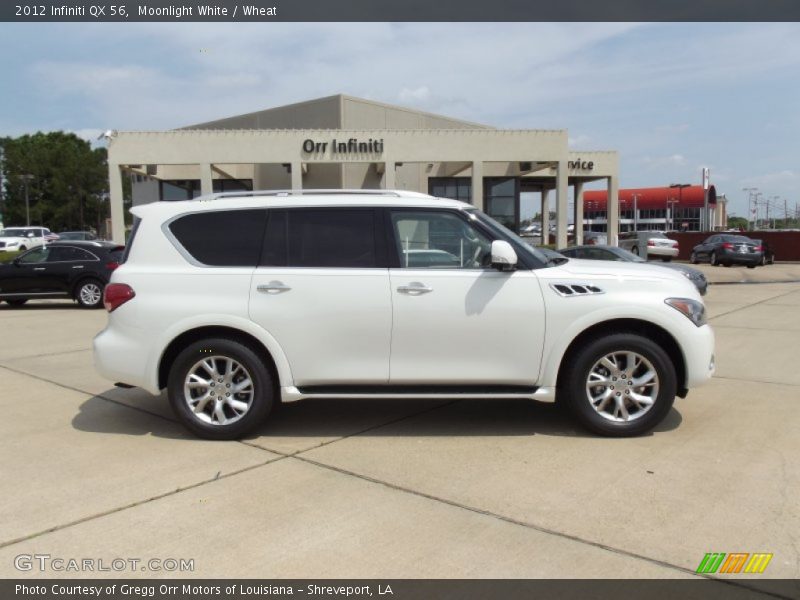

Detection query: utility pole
xmin=742 ymin=187 xmax=758 ymax=230
xmin=21 ymin=174 xmax=35 ymax=227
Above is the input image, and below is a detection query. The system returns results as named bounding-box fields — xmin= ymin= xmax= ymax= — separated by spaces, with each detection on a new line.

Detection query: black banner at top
xmin=2 ymin=0 xmax=800 ymax=22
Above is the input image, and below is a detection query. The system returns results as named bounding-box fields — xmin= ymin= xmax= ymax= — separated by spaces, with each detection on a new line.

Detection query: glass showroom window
xmin=428 ymin=177 xmax=472 ymax=203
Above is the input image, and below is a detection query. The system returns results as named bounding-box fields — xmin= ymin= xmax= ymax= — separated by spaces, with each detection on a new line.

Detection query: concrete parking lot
xmin=0 ymin=267 xmax=798 ymax=588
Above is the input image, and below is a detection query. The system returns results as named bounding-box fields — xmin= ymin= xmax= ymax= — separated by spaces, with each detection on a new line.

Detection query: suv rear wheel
xmin=561 ymin=333 xmax=676 ymax=437
xmin=167 ymin=338 xmax=274 ymax=440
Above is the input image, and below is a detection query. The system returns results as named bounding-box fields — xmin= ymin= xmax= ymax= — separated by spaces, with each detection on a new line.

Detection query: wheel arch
xmin=157 ymin=325 xmax=282 ymax=392
xmin=555 ymin=318 xmax=688 ymax=399
xmin=70 ymin=274 xmax=105 ymax=297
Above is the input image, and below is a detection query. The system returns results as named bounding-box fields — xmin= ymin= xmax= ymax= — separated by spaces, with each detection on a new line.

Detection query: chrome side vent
xmin=550 ymin=283 xmax=605 ymax=297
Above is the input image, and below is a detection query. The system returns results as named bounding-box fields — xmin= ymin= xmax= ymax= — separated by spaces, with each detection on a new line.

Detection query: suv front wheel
xmin=561 ymin=333 xmax=676 ymax=437
xmin=167 ymin=338 xmax=274 ymax=440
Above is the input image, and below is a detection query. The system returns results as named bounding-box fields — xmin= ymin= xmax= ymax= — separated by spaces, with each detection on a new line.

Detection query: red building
xmin=582 ymin=185 xmax=723 ymax=232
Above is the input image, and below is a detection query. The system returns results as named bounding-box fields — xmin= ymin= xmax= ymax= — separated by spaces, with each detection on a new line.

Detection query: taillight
xmin=647 ymin=239 xmax=656 ymax=247
xmin=722 ymin=242 xmax=734 ymax=250
xmin=106 ymin=261 xmax=120 ymax=271
xmin=104 ymin=283 xmax=135 ymax=312
xmin=754 ymin=245 xmax=763 ymax=252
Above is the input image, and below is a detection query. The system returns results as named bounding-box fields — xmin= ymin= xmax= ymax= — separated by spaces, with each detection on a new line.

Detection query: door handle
xmin=257 ymin=282 xmax=291 ymax=294
xmin=33 ymin=267 xmax=46 ymax=271
xmin=72 ymin=265 xmax=84 ymax=269
xmin=397 ymin=283 xmax=433 ymax=295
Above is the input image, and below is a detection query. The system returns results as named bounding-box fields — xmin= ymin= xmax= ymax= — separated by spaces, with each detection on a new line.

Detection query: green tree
xmin=727 ymin=215 xmax=748 ymax=231
xmin=0 ymin=132 xmax=110 ymax=232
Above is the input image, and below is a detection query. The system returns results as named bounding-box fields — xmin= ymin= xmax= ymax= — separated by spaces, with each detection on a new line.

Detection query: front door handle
xmin=33 ymin=267 xmax=46 ymax=271
xmin=72 ymin=265 xmax=84 ymax=269
xmin=257 ymin=281 xmax=291 ymax=294
xmin=397 ymin=282 xmax=433 ymax=295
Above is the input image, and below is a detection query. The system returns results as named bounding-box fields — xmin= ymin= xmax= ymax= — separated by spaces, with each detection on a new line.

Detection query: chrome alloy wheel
xmin=79 ymin=282 xmax=102 ymax=306
xmin=183 ymin=356 xmax=255 ymax=425
xmin=585 ymin=351 xmax=659 ymax=422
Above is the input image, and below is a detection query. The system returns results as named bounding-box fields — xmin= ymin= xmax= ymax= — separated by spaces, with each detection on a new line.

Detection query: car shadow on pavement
xmin=0 ymin=302 xmax=79 ymax=311
xmin=72 ymin=392 xmax=682 ymax=440
xmin=250 ymin=398 xmax=683 ymax=439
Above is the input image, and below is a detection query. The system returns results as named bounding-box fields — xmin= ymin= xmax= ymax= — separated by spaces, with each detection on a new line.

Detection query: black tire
xmin=723 ymin=263 xmax=731 ymax=268
xmin=74 ymin=278 xmax=104 ymax=308
xmin=661 ymin=257 xmax=671 ymax=262
xmin=690 ymin=252 xmax=699 ymax=265
xmin=168 ymin=338 xmax=274 ymax=440
xmin=5 ymin=299 xmax=28 ymax=307
xmin=18 ymin=246 xmax=27 ymax=252
xmin=747 ymin=265 xmax=756 ymax=269
xmin=710 ymin=251 xmax=719 ymax=266
xmin=760 ymin=255 xmax=766 ymax=266
xmin=560 ymin=333 xmax=677 ymax=437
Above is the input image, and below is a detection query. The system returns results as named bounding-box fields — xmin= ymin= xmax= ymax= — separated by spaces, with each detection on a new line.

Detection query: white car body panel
xmin=388 ymin=268 xmax=545 ymax=384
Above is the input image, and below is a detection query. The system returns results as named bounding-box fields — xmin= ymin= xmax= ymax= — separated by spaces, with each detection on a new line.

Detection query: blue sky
xmin=1 ymin=22 xmax=799 ymax=218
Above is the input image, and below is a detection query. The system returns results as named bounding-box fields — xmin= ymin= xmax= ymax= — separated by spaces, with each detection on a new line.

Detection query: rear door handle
xmin=33 ymin=267 xmax=46 ymax=271
xmin=72 ymin=265 xmax=84 ymax=269
xmin=397 ymin=283 xmax=433 ymax=295
xmin=257 ymin=282 xmax=291 ymax=294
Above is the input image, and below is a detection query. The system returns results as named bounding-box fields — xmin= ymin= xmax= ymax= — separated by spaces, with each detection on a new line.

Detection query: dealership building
xmin=106 ymin=94 xmax=620 ymax=247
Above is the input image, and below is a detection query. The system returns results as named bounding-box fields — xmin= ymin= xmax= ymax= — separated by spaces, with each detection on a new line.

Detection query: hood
xmin=541 ymin=258 xmax=690 ymax=285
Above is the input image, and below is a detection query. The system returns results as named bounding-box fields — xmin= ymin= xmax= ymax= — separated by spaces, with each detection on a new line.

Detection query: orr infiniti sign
xmin=302 ymin=138 xmax=385 ymax=156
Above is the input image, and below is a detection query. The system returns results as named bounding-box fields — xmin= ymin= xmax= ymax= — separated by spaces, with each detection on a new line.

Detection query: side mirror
xmin=12 ymin=257 xmax=21 ymax=267
xmin=491 ymin=240 xmax=517 ymax=271
xmin=27 ymin=232 xmax=35 ymax=237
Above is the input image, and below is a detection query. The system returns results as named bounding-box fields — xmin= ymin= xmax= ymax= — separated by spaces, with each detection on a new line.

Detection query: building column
xmin=290 ymin=162 xmax=302 ymax=190
xmin=574 ymin=181 xmax=584 ymax=246
xmin=471 ymin=161 xmax=483 ymax=211
xmin=200 ymin=163 xmax=214 ymax=196
xmin=607 ymin=175 xmax=620 ymax=246
xmin=555 ymin=160 xmax=569 ymax=249
xmin=382 ymin=160 xmax=395 ymax=189
xmin=108 ymin=163 xmax=125 ymax=244
xmin=540 ymin=189 xmax=550 ymax=245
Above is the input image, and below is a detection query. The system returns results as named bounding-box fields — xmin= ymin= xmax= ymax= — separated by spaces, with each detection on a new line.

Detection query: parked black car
xmin=558 ymin=244 xmax=707 ymax=295
xmin=690 ymin=234 xmax=762 ymax=268
xmin=56 ymin=231 xmax=99 ymax=241
xmin=0 ymin=241 xmax=124 ymax=308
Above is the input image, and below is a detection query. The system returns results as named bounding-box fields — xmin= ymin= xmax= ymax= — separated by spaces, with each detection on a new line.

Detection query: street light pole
xmin=21 ymin=174 xmax=34 ymax=226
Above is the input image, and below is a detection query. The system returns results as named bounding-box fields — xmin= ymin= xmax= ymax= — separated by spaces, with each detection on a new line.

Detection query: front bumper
xmin=683 ymin=323 xmax=715 ymax=389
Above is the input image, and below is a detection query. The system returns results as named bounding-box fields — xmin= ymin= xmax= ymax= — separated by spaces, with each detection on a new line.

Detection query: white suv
xmin=94 ymin=190 xmax=715 ymax=439
xmin=0 ymin=226 xmax=54 ymax=252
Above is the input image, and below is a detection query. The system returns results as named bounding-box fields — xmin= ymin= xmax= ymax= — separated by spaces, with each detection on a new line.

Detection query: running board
xmin=281 ymin=385 xmax=555 ymax=403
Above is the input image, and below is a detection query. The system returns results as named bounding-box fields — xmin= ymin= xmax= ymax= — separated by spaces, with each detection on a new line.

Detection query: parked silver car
xmin=618 ymin=230 xmax=679 ymax=262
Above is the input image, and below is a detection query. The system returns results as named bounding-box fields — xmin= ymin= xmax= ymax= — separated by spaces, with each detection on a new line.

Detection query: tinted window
xmin=261 ymin=210 xmax=287 ymax=266
xmin=287 ymin=209 xmax=378 ymax=268
xmin=47 ymin=247 xmax=97 ymax=262
xmin=169 ymin=209 xmax=267 ymax=267
xmin=19 ymin=247 xmax=49 ymax=264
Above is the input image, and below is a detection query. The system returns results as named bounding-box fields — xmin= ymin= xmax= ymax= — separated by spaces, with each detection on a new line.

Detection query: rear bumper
xmin=93 ymin=323 xmax=159 ymax=394
xmin=719 ymin=251 xmax=761 ymax=265
xmin=646 ymin=246 xmax=679 ymax=258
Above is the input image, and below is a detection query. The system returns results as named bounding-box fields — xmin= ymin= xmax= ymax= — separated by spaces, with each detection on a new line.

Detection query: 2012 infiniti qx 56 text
xmin=94 ymin=190 xmax=715 ymax=439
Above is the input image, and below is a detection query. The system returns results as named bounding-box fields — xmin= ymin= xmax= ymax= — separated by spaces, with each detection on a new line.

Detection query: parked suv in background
xmin=94 ymin=190 xmax=715 ymax=440
xmin=618 ymin=230 xmax=679 ymax=261
xmin=0 ymin=241 xmax=124 ymax=308
xmin=0 ymin=226 xmax=55 ymax=252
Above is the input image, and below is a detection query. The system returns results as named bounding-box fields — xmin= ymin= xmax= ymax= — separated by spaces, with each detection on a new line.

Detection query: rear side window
xmin=47 ymin=247 xmax=98 ymax=262
xmin=169 ymin=209 xmax=267 ymax=267
xmin=286 ymin=209 xmax=379 ymax=268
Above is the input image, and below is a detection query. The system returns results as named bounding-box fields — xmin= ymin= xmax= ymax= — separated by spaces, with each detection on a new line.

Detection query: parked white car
xmin=94 ymin=190 xmax=714 ymax=439
xmin=618 ymin=230 xmax=679 ymax=261
xmin=0 ymin=226 xmax=55 ymax=252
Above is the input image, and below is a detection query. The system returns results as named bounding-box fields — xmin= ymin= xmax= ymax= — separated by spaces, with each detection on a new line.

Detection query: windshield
xmin=722 ymin=235 xmax=752 ymax=243
xmin=467 ymin=209 xmax=550 ymax=266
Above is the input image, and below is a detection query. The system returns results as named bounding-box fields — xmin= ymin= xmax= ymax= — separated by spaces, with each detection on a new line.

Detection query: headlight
xmin=665 ymin=297 xmax=707 ymax=327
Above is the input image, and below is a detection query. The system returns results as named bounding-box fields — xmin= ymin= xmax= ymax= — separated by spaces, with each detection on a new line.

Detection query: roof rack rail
xmin=202 ymin=189 xmax=431 ymax=201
